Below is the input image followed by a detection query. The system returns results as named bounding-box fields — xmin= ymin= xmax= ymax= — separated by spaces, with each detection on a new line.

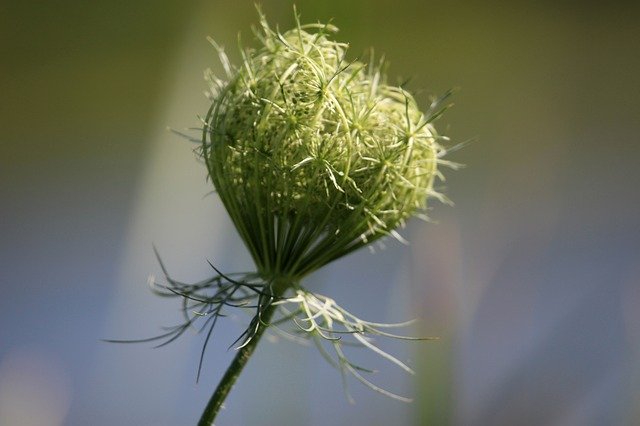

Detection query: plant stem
xmin=197 ymin=301 xmax=278 ymax=426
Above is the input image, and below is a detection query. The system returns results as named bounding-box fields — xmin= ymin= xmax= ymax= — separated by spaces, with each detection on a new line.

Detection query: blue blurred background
xmin=1 ymin=1 xmax=639 ymax=425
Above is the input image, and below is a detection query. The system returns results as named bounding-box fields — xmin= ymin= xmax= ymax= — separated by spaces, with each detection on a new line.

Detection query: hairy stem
xmin=197 ymin=296 xmax=279 ymax=425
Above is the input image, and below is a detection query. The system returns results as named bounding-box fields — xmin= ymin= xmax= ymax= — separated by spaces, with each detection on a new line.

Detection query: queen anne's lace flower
xmin=202 ymin=14 xmax=448 ymax=280
xmin=111 ymin=10 xmax=455 ymax=425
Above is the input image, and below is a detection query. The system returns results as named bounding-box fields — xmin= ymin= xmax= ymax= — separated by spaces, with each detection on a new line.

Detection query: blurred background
xmin=1 ymin=1 xmax=639 ymax=425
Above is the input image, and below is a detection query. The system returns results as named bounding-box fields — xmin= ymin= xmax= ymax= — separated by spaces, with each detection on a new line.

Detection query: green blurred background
xmin=1 ymin=1 xmax=639 ymax=425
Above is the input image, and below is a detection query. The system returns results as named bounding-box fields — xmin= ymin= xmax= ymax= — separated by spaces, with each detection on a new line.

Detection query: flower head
xmin=202 ymin=12 xmax=449 ymax=279
xmin=110 ymin=11 xmax=457 ymax=418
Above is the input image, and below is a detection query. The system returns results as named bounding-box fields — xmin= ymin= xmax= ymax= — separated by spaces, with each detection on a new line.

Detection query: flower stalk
xmin=197 ymin=298 xmax=279 ymax=426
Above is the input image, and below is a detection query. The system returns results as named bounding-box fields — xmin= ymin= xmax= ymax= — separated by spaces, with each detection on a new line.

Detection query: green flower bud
xmin=109 ymin=12 xmax=456 ymax=422
xmin=202 ymin=13 xmax=448 ymax=280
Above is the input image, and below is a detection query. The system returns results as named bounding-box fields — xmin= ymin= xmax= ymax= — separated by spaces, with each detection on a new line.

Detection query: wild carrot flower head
xmin=202 ymin=12 xmax=449 ymax=280
xmin=110 ymin=10 xmax=457 ymax=412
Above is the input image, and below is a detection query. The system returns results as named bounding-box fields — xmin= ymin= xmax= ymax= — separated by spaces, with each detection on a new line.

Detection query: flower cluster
xmin=202 ymin=12 xmax=449 ymax=280
xmin=112 ymin=10 xmax=455 ymax=421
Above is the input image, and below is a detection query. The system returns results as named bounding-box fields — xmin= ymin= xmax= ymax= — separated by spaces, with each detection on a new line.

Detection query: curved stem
xmin=197 ymin=300 xmax=278 ymax=426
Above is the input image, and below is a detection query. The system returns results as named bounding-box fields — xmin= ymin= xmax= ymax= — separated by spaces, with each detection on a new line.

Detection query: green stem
xmin=197 ymin=297 xmax=279 ymax=426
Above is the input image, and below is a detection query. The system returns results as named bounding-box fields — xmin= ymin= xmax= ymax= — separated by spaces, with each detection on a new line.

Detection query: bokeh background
xmin=2 ymin=1 xmax=639 ymax=425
